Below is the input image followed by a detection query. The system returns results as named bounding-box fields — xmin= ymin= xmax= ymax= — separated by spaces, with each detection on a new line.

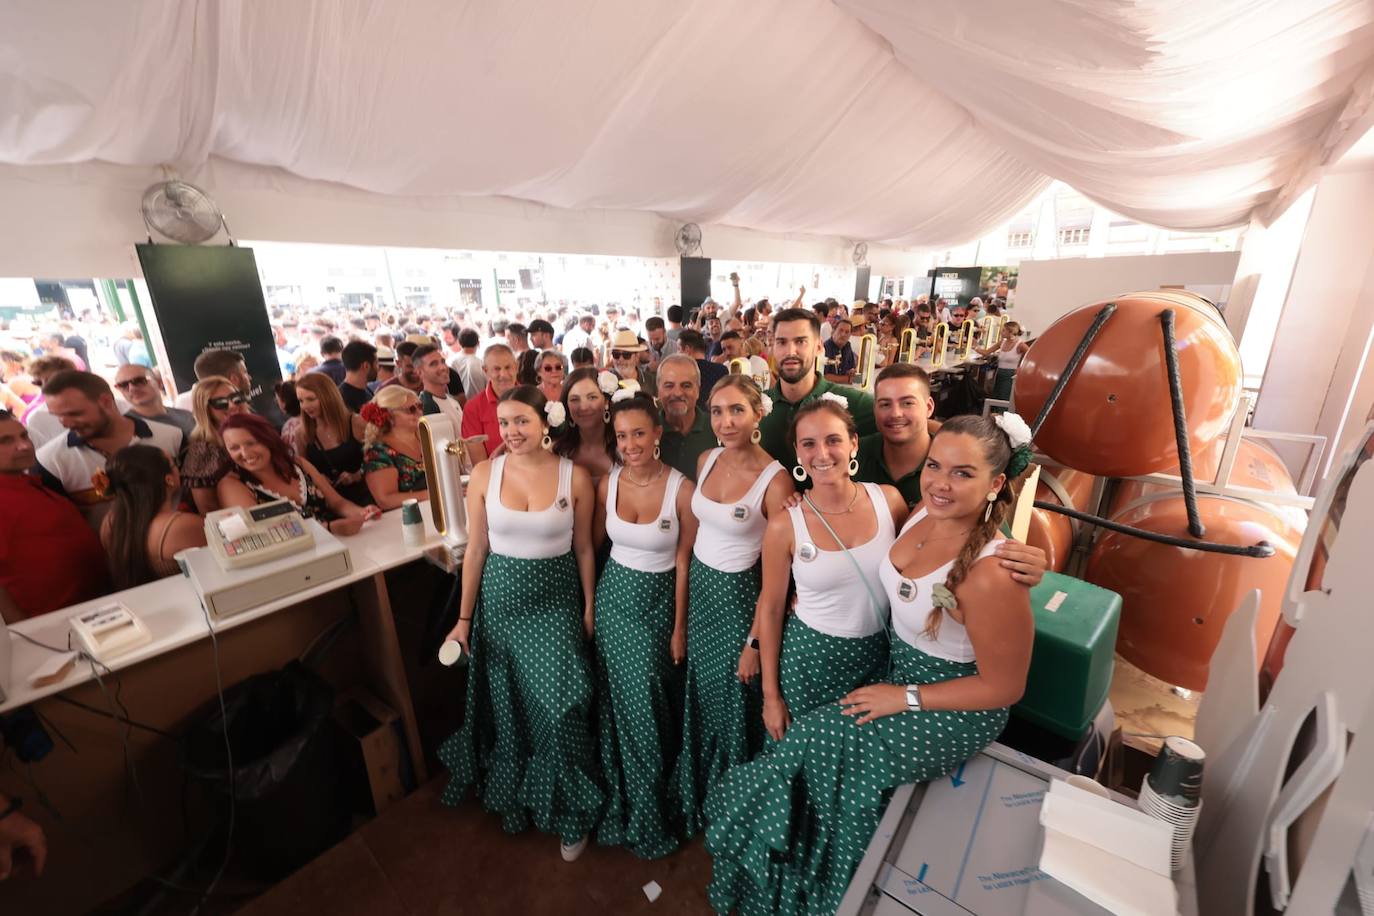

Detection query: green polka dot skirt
xmin=437 ymin=551 xmax=603 ymax=845
xmin=704 ymin=637 xmax=1009 ymax=915
xmin=673 ymin=556 xmax=764 ymax=837
xmin=778 ymin=616 xmax=888 ymax=721
xmin=592 ymin=559 xmax=684 ymax=859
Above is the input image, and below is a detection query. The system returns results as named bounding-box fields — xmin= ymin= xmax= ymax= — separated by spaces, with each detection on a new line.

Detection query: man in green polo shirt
xmin=758 ymin=307 xmax=875 ymax=473
xmin=657 ymin=354 xmax=716 ymax=480
xmin=856 ymin=362 xmax=938 ymax=506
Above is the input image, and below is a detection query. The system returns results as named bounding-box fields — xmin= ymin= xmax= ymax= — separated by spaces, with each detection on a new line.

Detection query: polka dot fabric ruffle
xmin=704 ymin=637 xmax=1009 ymax=915
xmin=673 ymin=557 xmax=764 ymax=837
xmin=437 ymin=551 xmax=603 ymax=845
xmin=592 ymin=558 xmax=684 ymax=859
xmin=778 ymin=615 xmax=889 ymax=720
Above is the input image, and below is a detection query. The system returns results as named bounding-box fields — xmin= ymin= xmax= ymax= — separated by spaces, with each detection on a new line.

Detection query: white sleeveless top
xmin=880 ymin=507 xmax=1004 ymax=662
xmin=788 ymin=482 xmax=894 ymax=638
xmin=997 ymin=345 xmax=1023 ymax=369
xmin=606 ymin=465 xmax=686 ymax=574
xmin=691 ymin=448 xmax=785 ymax=573
xmin=486 ymin=454 xmax=575 ymax=559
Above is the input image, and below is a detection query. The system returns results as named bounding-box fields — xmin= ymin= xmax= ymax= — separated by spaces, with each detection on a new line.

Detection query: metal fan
xmin=675 ymin=223 xmax=703 ymax=256
xmin=141 ymin=180 xmax=226 ymax=244
xmin=851 ymin=241 xmax=869 ymax=266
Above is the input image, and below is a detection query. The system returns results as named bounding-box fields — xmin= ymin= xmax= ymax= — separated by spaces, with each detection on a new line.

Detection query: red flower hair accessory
xmin=360 ymin=402 xmax=393 ymax=432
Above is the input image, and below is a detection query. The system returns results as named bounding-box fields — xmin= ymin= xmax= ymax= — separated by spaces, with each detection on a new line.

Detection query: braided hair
xmin=924 ymin=413 xmax=1028 ymax=638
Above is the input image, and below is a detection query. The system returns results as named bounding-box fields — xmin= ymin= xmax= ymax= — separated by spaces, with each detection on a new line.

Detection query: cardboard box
xmin=333 ymin=688 xmax=406 ymax=815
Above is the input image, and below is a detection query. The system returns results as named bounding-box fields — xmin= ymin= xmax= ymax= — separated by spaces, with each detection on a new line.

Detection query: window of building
xmin=1057 ymin=227 xmax=1090 ymax=245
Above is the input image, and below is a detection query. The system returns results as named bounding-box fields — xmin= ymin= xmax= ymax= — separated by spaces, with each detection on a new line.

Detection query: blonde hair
xmin=707 ymin=374 xmax=764 ymax=415
xmin=364 ymin=385 xmax=420 ymax=449
xmin=190 ymin=375 xmax=237 ymax=443
xmin=294 ymin=373 xmax=353 ymax=450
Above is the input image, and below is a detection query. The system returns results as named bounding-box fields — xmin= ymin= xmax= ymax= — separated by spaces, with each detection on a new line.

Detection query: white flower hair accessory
xmin=611 ymin=388 xmax=636 ymax=404
xmin=544 ymin=401 xmax=567 ymax=428
xmin=819 ymin=391 xmax=848 ymax=409
xmin=597 ymin=370 xmax=619 ymax=395
xmin=760 ymin=393 xmax=774 ymax=416
xmin=993 ymin=412 xmax=1033 ymax=450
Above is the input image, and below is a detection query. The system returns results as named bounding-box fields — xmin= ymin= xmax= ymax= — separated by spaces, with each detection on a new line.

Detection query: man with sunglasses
xmin=35 ymin=371 xmax=183 ymax=529
xmin=608 ymin=329 xmax=654 ymax=391
xmin=115 ymin=364 xmax=194 ymax=441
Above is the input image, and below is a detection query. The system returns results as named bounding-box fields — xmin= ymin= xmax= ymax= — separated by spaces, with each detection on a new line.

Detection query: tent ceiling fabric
xmin=2 ymin=0 xmax=1373 ymax=248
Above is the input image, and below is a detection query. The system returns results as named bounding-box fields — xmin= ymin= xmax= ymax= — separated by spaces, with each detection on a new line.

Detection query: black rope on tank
xmin=1029 ymin=302 xmax=1116 ymax=437
xmin=1032 ymin=501 xmax=1274 ymax=557
xmin=1160 ymin=309 xmax=1205 ymax=538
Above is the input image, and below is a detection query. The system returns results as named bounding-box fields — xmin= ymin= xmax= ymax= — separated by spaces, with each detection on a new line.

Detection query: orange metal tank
xmin=1108 ymin=438 xmax=1300 ymax=518
xmin=1085 ymin=494 xmax=1303 ymax=690
xmin=1023 ymin=467 xmax=1097 ymax=572
xmin=1014 ymin=291 xmax=1242 ymax=478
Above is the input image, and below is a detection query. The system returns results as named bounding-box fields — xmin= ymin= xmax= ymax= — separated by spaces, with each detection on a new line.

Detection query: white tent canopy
xmin=3 ymin=0 xmax=1374 ymax=254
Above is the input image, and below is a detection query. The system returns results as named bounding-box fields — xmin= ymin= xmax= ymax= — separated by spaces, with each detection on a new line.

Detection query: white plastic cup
xmin=438 ymin=639 xmax=465 ymax=666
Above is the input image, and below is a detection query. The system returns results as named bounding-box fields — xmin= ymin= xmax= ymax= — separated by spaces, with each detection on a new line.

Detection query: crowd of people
xmin=0 ymin=279 xmax=1040 ymax=909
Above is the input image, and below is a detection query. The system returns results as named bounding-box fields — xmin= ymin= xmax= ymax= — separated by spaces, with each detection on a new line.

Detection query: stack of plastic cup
xmin=1138 ymin=735 xmax=1205 ymax=871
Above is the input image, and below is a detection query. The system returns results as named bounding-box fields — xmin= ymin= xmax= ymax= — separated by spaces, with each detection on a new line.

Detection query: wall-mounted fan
xmin=675 ymin=223 xmax=703 ymax=257
xmin=141 ymin=180 xmax=230 ymax=244
xmin=852 ymin=241 xmax=869 ymax=266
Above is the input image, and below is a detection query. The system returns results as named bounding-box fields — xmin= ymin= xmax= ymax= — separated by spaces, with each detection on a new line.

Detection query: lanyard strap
xmin=802 ymin=490 xmax=886 ymax=632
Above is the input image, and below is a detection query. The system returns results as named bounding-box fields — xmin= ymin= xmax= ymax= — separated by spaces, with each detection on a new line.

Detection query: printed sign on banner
xmin=135 ymin=244 xmax=284 ymax=424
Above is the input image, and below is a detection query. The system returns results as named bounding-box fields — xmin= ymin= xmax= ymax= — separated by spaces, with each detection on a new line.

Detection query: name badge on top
xmin=731 ymin=505 xmax=751 ymax=522
xmin=897 ymin=579 xmax=918 ymax=602
xmin=797 ymin=542 xmax=818 ymax=562
xmin=556 ymin=496 xmax=570 ymax=512
xmin=658 ymin=518 xmax=673 ymax=532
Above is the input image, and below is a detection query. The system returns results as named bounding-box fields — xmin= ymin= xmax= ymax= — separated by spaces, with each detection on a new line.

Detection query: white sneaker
xmin=560 ymin=835 xmax=590 ymax=862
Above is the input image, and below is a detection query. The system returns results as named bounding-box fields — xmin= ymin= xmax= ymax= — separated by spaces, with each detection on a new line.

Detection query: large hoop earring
xmin=603 ymin=410 xmax=611 ymax=423
xmin=848 ymin=454 xmax=859 ymax=477
xmin=541 ymin=435 xmax=553 ymax=451
xmin=654 ymin=443 xmax=661 ymax=460
xmin=792 ymin=464 xmax=808 ymax=482
xmin=750 ymin=429 xmax=761 ymax=445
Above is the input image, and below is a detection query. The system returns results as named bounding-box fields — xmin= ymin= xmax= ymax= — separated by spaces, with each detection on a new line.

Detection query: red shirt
xmin=460 ymin=383 xmax=501 ymax=451
xmin=0 ymin=474 xmax=109 ymax=618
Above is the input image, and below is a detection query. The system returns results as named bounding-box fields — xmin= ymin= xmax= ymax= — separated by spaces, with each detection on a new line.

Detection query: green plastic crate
xmin=1012 ymin=571 xmax=1121 ymax=740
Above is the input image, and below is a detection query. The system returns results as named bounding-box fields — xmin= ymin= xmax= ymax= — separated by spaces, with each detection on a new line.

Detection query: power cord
xmin=190 ymin=598 xmax=234 ymax=916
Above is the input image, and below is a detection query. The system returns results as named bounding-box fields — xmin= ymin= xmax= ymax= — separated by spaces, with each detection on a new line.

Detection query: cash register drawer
xmin=201 ymin=549 xmax=352 ymax=620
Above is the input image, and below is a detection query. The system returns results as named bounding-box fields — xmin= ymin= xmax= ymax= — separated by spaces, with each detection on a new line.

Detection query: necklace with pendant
xmin=623 ymin=462 xmax=665 ymax=487
xmin=915 ymin=527 xmax=972 ymax=550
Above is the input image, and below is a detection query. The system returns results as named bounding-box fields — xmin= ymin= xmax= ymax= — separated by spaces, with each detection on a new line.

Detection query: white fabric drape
xmin=2 ymin=0 xmax=1372 ymax=247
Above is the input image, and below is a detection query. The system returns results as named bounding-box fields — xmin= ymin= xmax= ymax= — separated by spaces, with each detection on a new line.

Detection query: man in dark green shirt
xmin=758 ymin=308 xmax=875 ymax=473
xmin=856 ymin=363 xmax=938 ymax=506
xmin=657 ymin=354 xmax=716 ymax=480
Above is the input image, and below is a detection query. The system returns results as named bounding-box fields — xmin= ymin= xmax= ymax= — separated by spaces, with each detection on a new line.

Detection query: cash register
xmin=178 ymin=500 xmax=352 ymax=620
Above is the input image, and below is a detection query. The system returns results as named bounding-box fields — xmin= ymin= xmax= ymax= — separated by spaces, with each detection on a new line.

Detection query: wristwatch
xmin=905 ymin=684 xmax=923 ymax=712
xmin=745 ymin=635 xmax=760 ymax=651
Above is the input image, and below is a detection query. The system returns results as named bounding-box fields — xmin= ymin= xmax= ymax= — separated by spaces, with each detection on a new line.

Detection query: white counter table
xmin=0 ymin=502 xmax=457 ymax=916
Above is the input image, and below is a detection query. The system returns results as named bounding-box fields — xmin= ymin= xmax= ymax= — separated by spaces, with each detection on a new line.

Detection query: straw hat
xmin=609 ymin=329 xmax=646 ymax=352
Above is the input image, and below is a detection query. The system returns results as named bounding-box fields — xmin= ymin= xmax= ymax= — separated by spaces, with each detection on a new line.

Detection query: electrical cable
xmin=52 ymin=694 xmax=176 ymax=739
xmin=1160 ymin=309 xmax=1206 ymax=538
xmin=189 ymin=599 xmax=235 ymax=916
xmin=1031 ymin=500 xmax=1275 ymax=557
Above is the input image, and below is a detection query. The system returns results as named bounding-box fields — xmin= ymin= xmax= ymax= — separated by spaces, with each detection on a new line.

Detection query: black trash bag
xmin=182 ymin=662 xmax=348 ymax=879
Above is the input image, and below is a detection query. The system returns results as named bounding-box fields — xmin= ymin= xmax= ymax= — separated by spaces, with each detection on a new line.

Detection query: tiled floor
xmin=235 ymin=779 xmax=716 ymax=916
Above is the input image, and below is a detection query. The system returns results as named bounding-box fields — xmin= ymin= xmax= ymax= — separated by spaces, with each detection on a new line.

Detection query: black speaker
xmin=854 ymin=267 xmax=871 ymax=301
xmin=680 ymin=257 xmax=712 ymax=311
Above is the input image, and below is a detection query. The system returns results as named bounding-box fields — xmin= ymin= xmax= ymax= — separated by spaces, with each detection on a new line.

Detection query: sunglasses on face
xmin=394 ymin=404 xmax=422 ymax=416
xmin=611 ymin=351 xmax=635 ymax=360
xmin=208 ymin=392 xmax=249 ymax=410
xmin=114 ymin=377 xmax=152 ymax=390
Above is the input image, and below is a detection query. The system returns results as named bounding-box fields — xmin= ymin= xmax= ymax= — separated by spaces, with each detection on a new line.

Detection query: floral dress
xmin=363 ymin=441 xmax=428 ymax=492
